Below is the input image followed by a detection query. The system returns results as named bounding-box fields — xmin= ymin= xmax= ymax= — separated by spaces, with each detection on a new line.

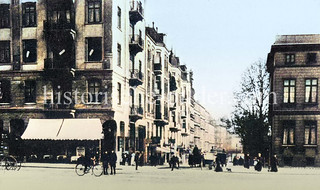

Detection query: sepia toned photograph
xmin=1 ymin=0 xmax=320 ymax=189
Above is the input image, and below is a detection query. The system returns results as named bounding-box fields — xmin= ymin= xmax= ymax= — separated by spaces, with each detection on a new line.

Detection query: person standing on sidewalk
xmin=244 ymin=153 xmax=250 ymax=169
xmin=270 ymin=154 xmax=278 ymax=172
xmin=102 ymin=151 xmax=110 ymax=175
xmin=109 ymin=150 xmax=117 ymax=175
xmin=135 ymin=151 xmax=140 ymax=170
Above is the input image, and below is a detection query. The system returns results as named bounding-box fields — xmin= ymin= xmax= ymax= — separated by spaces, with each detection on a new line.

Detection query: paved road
xmin=1 ymin=164 xmax=320 ymax=190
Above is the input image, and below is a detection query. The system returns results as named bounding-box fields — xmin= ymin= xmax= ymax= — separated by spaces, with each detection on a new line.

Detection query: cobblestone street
xmin=1 ymin=164 xmax=320 ymax=190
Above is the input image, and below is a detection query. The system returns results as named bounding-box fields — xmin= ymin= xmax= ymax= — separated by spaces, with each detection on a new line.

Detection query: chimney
xmin=156 ymin=27 xmax=158 ymax=32
xmin=152 ymin=22 xmax=154 ymax=28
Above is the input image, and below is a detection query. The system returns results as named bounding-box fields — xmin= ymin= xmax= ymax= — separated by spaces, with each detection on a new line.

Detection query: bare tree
xmin=235 ymin=59 xmax=269 ymax=119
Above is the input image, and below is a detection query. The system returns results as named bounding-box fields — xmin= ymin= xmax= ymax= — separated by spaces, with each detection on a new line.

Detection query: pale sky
xmin=145 ymin=0 xmax=320 ymax=119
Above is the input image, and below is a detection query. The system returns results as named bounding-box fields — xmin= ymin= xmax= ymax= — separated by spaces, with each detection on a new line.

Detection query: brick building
xmin=267 ymin=34 xmax=320 ymax=166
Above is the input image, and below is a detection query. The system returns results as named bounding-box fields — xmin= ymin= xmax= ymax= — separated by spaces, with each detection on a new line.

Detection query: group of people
xmin=235 ymin=153 xmax=278 ymax=172
xmin=101 ymin=150 xmax=117 ymax=175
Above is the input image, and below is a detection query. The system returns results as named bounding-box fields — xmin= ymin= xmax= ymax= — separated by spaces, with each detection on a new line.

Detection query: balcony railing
xmin=130 ymin=35 xmax=144 ymax=47
xmin=129 ymin=1 xmax=144 ymax=24
xmin=44 ymin=58 xmax=74 ymax=70
xmin=44 ymin=20 xmax=75 ymax=31
xmin=129 ymin=69 xmax=143 ymax=87
xmin=130 ymin=106 xmax=143 ymax=116
xmin=130 ymin=69 xmax=143 ymax=80
xmin=129 ymin=35 xmax=144 ymax=54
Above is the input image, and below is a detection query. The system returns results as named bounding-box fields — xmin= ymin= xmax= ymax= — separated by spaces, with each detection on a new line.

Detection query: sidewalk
xmin=22 ymin=163 xmax=77 ymax=169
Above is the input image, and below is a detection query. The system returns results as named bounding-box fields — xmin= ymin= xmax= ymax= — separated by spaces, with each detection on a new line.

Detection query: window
xmin=117 ymin=7 xmax=121 ymax=29
xmin=117 ymin=44 xmax=121 ymax=67
xmin=307 ymin=53 xmax=317 ymax=64
xmin=0 ymin=41 xmax=10 ymax=63
xmin=25 ymin=80 xmax=36 ymax=103
xmin=86 ymin=38 xmax=102 ymax=62
xmin=22 ymin=3 xmax=36 ymax=27
xmin=305 ymin=79 xmax=318 ymax=103
xmin=283 ymin=121 xmax=295 ymax=145
xmin=88 ymin=79 xmax=102 ymax=103
xmin=305 ymin=121 xmax=317 ymax=145
xmin=23 ymin=40 xmax=37 ymax=63
xmin=117 ymin=82 xmax=121 ymax=105
xmin=0 ymin=80 xmax=11 ymax=103
xmin=283 ymin=79 xmax=295 ymax=103
xmin=285 ymin=54 xmax=295 ymax=64
xmin=86 ymin=0 xmax=101 ymax=23
xmin=0 ymin=4 xmax=10 ymax=28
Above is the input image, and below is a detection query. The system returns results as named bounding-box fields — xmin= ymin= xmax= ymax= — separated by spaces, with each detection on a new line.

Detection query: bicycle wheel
xmin=16 ymin=161 xmax=22 ymax=171
xmin=92 ymin=164 xmax=103 ymax=177
xmin=2 ymin=156 xmax=17 ymax=170
xmin=75 ymin=164 xmax=86 ymax=176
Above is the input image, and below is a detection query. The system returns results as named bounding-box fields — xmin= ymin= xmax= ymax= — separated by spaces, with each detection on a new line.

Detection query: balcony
xmin=44 ymin=58 xmax=74 ymax=79
xmin=154 ymin=63 xmax=162 ymax=75
xmin=169 ymin=126 xmax=179 ymax=132
xmin=151 ymin=137 xmax=161 ymax=144
xmin=44 ymin=20 xmax=75 ymax=32
xmin=43 ymin=20 xmax=75 ymax=41
xmin=129 ymin=69 xmax=143 ymax=87
xmin=169 ymin=138 xmax=176 ymax=144
xmin=130 ymin=106 xmax=143 ymax=122
xmin=129 ymin=1 xmax=144 ymax=24
xmin=129 ymin=35 xmax=144 ymax=55
xmin=170 ymin=102 xmax=176 ymax=110
xmin=154 ymin=111 xmax=168 ymax=126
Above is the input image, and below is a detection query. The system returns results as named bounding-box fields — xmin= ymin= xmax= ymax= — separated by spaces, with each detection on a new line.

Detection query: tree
xmin=221 ymin=59 xmax=270 ymax=157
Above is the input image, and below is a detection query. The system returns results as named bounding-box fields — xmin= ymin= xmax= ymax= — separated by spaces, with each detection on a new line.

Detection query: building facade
xmin=0 ymin=0 xmax=231 ymax=163
xmin=267 ymin=34 xmax=320 ymax=166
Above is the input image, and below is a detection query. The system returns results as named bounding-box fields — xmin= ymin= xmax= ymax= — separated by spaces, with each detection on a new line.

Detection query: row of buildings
xmin=0 ymin=0 xmax=236 ymax=163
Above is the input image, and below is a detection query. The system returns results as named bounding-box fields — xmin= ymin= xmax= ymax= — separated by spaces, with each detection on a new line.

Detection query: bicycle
xmin=75 ymin=162 xmax=103 ymax=177
xmin=0 ymin=155 xmax=22 ymax=171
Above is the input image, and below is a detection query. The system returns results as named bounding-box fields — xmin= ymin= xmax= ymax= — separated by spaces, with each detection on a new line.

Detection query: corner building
xmin=267 ymin=34 xmax=320 ymax=166
xmin=0 ymin=0 xmax=145 ymax=158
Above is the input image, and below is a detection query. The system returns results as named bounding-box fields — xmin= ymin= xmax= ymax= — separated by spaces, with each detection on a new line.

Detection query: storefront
xmin=21 ymin=118 xmax=103 ymax=163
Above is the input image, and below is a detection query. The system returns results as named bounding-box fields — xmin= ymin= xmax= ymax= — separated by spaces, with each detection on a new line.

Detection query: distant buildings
xmin=267 ymin=34 xmax=320 ymax=166
xmin=0 ymin=0 xmax=236 ymax=163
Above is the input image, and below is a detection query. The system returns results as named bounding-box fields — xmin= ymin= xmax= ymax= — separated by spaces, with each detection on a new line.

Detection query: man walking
xmin=135 ymin=152 xmax=140 ymax=170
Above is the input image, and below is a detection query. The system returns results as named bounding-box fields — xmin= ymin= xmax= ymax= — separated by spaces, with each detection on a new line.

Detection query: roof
xmin=274 ymin=34 xmax=320 ymax=45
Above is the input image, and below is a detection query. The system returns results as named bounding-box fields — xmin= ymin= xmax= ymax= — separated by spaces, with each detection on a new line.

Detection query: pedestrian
xmin=270 ymin=154 xmax=278 ymax=172
xmin=214 ymin=156 xmax=223 ymax=172
xmin=109 ymin=150 xmax=117 ymax=175
xmin=170 ymin=155 xmax=179 ymax=171
xmin=254 ymin=153 xmax=263 ymax=172
xmin=128 ymin=152 xmax=132 ymax=166
xmin=244 ymin=153 xmax=250 ymax=169
xmin=233 ymin=156 xmax=238 ymax=166
xmin=135 ymin=152 xmax=140 ymax=170
xmin=102 ymin=151 xmax=110 ymax=175
xmin=139 ymin=151 xmax=144 ymax=167
xmin=238 ymin=156 xmax=244 ymax=165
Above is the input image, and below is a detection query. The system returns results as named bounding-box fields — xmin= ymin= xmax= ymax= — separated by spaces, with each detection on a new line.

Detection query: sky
xmin=144 ymin=0 xmax=320 ymax=119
